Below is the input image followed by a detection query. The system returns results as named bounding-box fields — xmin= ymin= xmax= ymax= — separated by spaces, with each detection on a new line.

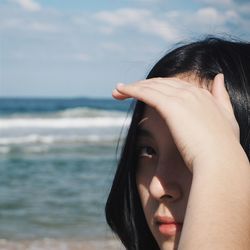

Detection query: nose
xmin=149 ymin=175 xmax=182 ymax=202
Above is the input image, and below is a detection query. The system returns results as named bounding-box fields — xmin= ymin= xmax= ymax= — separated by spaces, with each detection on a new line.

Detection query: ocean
xmin=0 ymin=97 xmax=132 ymax=249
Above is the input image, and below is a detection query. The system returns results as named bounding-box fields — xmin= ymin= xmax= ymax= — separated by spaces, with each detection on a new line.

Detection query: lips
xmin=155 ymin=216 xmax=183 ymax=236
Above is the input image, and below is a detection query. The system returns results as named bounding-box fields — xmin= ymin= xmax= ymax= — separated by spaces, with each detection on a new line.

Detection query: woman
xmin=105 ymin=37 xmax=250 ymax=250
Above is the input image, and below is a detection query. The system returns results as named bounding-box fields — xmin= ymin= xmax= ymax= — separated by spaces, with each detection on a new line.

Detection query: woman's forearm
xmin=178 ymin=141 xmax=250 ymax=250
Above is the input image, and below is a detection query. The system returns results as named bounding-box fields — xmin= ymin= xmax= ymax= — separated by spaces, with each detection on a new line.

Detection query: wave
xmin=2 ymin=107 xmax=129 ymax=118
xmin=0 ymin=107 xmax=131 ymax=148
xmin=5 ymin=107 xmax=128 ymax=119
xmin=0 ymin=134 xmax=123 ymax=145
xmin=0 ymin=133 xmax=125 ymax=155
xmin=56 ymin=107 xmax=125 ymax=118
xmin=0 ymin=116 xmax=131 ymax=129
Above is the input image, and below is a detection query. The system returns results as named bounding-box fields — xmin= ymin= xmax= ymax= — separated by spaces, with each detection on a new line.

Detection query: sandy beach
xmin=0 ymin=238 xmax=125 ymax=250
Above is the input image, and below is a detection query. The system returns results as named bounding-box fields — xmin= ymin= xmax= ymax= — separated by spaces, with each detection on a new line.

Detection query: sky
xmin=0 ymin=0 xmax=250 ymax=98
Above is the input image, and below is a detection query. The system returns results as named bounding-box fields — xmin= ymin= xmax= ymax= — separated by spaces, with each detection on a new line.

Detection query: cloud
xmin=10 ymin=0 xmax=41 ymax=12
xmin=163 ymin=6 xmax=241 ymax=37
xmin=195 ymin=7 xmax=237 ymax=25
xmin=95 ymin=8 xmax=151 ymax=27
xmin=94 ymin=8 xmax=180 ymax=42
xmin=94 ymin=5 xmax=249 ymax=45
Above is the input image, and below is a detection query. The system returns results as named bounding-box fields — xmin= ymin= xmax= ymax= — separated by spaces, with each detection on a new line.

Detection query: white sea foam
xmin=0 ymin=134 xmax=122 ymax=145
xmin=0 ymin=116 xmax=131 ymax=129
xmin=7 ymin=107 xmax=127 ymax=119
xmin=0 ymin=108 xmax=130 ymax=147
xmin=57 ymin=107 xmax=125 ymax=118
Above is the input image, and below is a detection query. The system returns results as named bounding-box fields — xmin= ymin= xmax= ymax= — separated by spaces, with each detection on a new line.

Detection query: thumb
xmin=211 ymin=73 xmax=234 ymax=114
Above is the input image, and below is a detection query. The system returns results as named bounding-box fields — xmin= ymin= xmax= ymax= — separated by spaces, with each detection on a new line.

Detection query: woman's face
xmin=136 ymin=106 xmax=193 ymax=250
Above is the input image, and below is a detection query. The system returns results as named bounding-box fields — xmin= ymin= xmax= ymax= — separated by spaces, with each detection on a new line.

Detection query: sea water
xmin=0 ymin=97 xmax=132 ymax=248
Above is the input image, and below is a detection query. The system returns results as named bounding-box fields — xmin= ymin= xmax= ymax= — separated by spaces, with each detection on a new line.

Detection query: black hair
xmin=105 ymin=36 xmax=250 ymax=250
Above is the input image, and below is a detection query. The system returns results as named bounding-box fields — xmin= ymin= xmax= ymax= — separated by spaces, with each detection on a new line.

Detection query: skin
xmin=113 ymin=74 xmax=250 ymax=249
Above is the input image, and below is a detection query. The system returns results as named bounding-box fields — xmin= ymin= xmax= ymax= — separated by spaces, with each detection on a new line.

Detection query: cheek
xmin=136 ymin=181 xmax=149 ymax=207
xmin=136 ymin=165 xmax=153 ymax=206
xmin=136 ymin=168 xmax=156 ymax=230
xmin=136 ymin=179 xmax=152 ymax=226
xmin=136 ymin=158 xmax=155 ymax=183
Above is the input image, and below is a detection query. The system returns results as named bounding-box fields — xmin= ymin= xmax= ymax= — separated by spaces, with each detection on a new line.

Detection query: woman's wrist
xmin=192 ymin=138 xmax=249 ymax=175
xmin=179 ymin=143 xmax=250 ymax=249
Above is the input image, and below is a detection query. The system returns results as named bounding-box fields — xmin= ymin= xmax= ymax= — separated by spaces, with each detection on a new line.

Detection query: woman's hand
xmin=113 ymin=74 xmax=240 ymax=172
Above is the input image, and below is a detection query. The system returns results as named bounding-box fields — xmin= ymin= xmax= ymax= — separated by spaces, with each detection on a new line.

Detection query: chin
xmin=157 ymin=234 xmax=181 ymax=250
xmin=160 ymin=240 xmax=179 ymax=250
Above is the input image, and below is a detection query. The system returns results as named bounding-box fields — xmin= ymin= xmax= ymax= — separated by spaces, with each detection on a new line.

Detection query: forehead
xmin=139 ymin=106 xmax=164 ymax=127
xmin=138 ymin=106 xmax=173 ymax=142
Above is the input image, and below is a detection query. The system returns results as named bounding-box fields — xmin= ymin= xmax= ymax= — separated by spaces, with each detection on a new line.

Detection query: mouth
xmin=155 ymin=216 xmax=183 ymax=236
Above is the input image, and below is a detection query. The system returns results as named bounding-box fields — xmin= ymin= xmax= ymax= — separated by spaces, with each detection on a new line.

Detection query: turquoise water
xmin=0 ymin=98 xmax=132 ymax=241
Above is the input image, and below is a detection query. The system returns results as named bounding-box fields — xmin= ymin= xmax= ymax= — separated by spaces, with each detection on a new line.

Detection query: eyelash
xmin=136 ymin=145 xmax=156 ymax=159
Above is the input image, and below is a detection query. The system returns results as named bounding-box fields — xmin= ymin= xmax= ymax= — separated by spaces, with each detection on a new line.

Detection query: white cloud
xmin=95 ymin=8 xmax=151 ymax=27
xmin=11 ymin=0 xmax=41 ymax=12
xmin=195 ymin=7 xmax=239 ymax=27
xmin=196 ymin=7 xmax=226 ymax=25
xmin=94 ymin=6 xmax=244 ymax=43
xmin=163 ymin=6 xmax=241 ymax=37
xmin=140 ymin=18 xmax=180 ymax=42
xmin=94 ymin=8 xmax=180 ymax=42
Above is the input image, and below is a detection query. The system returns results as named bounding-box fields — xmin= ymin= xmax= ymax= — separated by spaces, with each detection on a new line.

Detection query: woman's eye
xmin=137 ymin=146 xmax=156 ymax=159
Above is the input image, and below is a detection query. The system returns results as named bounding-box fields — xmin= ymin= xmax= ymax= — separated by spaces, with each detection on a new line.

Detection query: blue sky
xmin=0 ymin=0 xmax=250 ymax=98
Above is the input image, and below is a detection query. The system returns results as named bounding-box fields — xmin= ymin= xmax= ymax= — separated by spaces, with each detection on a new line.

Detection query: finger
xmin=120 ymin=77 xmax=193 ymax=91
xmin=141 ymin=80 xmax=196 ymax=97
xmin=115 ymin=81 xmax=198 ymax=107
xmin=112 ymin=87 xmax=131 ymax=100
xmin=211 ymin=74 xmax=234 ymax=114
xmin=115 ymin=83 xmax=175 ymax=112
xmin=113 ymin=77 xmax=198 ymax=103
